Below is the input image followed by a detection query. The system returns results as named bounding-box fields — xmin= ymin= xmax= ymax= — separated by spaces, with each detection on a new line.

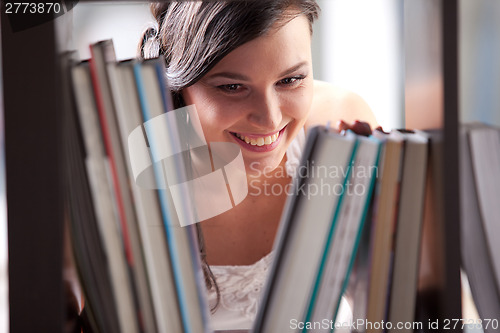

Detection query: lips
xmin=233 ymin=132 xmax=279 ymax=146
xmin=229 ymin=126 xmax=286 ymax=152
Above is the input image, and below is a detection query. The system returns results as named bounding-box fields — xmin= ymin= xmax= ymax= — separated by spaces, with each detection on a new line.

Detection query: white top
xmin=207 ymin=252 xmax=274 ymax=331
xmin=207 ymin=251 xmax=352 ymax=331
xmin=207 ymin=129 xmax=352 ymax=331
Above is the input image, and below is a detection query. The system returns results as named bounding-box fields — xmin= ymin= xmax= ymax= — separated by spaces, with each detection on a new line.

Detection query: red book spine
xmin=88 ymin=50 xmax=134 ymax=265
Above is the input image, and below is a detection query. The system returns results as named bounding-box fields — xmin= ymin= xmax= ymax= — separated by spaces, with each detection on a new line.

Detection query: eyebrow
xmin=207 ymin=61 xmax=309 ymax=81
xmin=278 ymin=61 xmax=308 ymax=78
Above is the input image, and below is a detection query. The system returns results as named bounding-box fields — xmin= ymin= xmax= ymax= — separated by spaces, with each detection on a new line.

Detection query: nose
xmin=246 ymin=88 xmax=282 ymax=131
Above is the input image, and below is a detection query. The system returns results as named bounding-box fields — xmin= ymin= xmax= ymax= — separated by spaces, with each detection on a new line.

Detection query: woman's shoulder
xmin=306 ymin=80 xmax=378 ymax=130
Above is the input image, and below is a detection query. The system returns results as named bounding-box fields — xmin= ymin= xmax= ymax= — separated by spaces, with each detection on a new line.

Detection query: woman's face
xmin=182 ymin=15 xmax=314 ymax=175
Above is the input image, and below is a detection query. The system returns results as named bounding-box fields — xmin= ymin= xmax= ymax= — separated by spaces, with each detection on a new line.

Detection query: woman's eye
xmin=218 ymin=84 xmax=242 ymax=93
xmin=278 ymin=75 xmax=305 ymax=86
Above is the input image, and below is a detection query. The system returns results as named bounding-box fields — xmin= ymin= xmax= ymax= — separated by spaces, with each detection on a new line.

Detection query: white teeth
xmin=234 ymin=132 xmax=280 ymax=146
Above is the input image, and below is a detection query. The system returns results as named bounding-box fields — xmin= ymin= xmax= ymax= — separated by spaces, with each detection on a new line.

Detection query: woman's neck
xmin=200 ymin=157 xmax=292 ymax=265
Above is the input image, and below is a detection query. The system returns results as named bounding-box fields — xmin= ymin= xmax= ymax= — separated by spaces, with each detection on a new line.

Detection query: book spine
xmin=302 ymin=136 xmax=359 ymax=330
xmin=89 ymin=42 xmax=141 ymax=333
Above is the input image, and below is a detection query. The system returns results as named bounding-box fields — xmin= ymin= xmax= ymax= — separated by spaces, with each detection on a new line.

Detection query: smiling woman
xmin=183 ymin=13 xmax=314 ymax=174
xmin=139 ymin=1 xmax=376 ymax=330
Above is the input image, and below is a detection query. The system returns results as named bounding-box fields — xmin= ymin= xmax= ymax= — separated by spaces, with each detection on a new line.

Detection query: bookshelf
xmin=440 ymin=0 xmax=462 ymax=327
xmin=1 ymin=0 xmax=464 ymax=332
xmin=404 ymin=0 xmax=461 ymax=331
xmin=1 ymin=8 xmax=65 ymax=333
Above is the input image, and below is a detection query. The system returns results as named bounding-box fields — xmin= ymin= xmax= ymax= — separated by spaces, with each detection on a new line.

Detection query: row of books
xmin=254 ymin=126 xmax=430 ymax=333
xmin=256 ymin=122 xmax=500 ymax=333
xmin=64 ymin=38 xmax=499 ymax=333
xmin=64 ymin=40 xmax=210 ymax=333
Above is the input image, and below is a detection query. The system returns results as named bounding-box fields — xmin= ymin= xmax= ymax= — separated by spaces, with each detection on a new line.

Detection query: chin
xmin=244 ymin=153 xmax=287 ymax=178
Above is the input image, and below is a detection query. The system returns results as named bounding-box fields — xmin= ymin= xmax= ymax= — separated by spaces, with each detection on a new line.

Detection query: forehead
xmin=206 ymin=15 xmax=312 ymax=78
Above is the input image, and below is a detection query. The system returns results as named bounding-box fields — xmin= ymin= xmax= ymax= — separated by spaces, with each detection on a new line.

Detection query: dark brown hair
xmin=140 ymin=0 xmax=320 ymax=106
xmin=139 ymin=0 xmax=320 ymax=312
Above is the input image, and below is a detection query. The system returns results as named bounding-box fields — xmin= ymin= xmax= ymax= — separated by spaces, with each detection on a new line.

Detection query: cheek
xmin=282 ymin=86 xmax=313 ymax=121
xmin=182 ymin=86 xmax=240 ymax=139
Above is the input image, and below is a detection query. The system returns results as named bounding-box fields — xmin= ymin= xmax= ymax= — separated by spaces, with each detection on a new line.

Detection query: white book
xmin=111 ymin=59 xmax=183 ymax=333
xmin=467 ymin=124 xmax=500 ymax=289
xmin=307 ymin=134 xmax=381 ymax=333
xmin=365 ymin=130 xmax=405 ymax=333
xmin=254 ymin=126 xmax=357 ymax=333
xmin=460 ymin=123 xmax=500 ymax=333
xmin=387 ymin=130 xmax=429 ymax=333
xmin=133 ymin=59 xmax=211 ymax=333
